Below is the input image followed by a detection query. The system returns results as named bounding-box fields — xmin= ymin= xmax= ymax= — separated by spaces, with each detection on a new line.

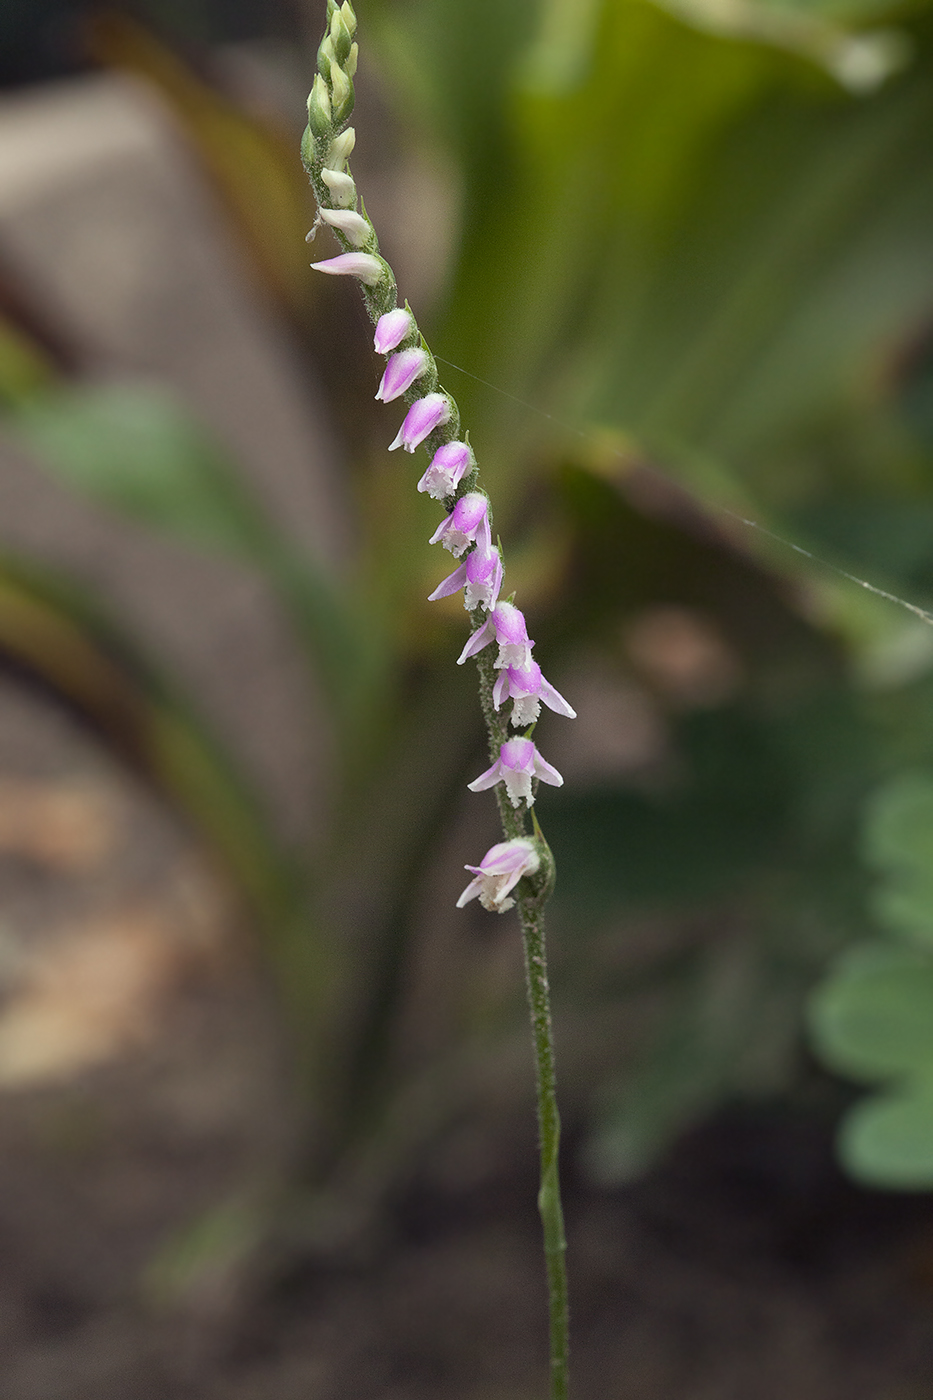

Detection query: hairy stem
xmin=518 ymin=896 xmax=569 ymax=1400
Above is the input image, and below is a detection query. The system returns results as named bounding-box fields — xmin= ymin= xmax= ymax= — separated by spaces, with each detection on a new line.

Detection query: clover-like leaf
xmin=838 ymin=1084 xmax=933 ymax=1190
xmin=862 ymin=772 xmax=933 ymax=946
xmin=809 ymin=942 xmax=933 ymax=1082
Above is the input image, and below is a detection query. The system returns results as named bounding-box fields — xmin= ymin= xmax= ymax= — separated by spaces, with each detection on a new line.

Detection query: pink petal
xmin=539 ymin=676 xmax=576 ymax=719
xmin=310 ymin=252 xmax=384 ymax=285
xmin=376 ymin=347 xmax=428 ymax=403
xmin=457 ymin=617 xmax=495 ymax=664
xmin=507 ymin=661 xmax=543 ymax=698
xmin=500 ymin=737 xmax=535 ymax=771
xmin=374 ymin=308 xmax=413 ymax=354
xmin=389 ymin=393 xmax=450 ymax=453
xmin=532 ymin=751 xmax=564 ymax=787
xmin=493 ymin=603 xmax=529 ymax=646
xmin=428 ymin=560 xmax=468 ymax=601
xmin=467 ymin=759 xmax=503 ymax=793
xmin=455 ymin=873 xmax=485 ymax=908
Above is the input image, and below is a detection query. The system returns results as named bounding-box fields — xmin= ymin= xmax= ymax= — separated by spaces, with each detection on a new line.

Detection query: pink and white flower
xmin=318 ymin=207 xmax=371 ymax=247
xmin=320 ymin=169 xmax=357 ymax=207
xmin=310 ymin=251 xmax=384 ymax=285
xmin=457 ymin=601 xmax=534 ymax=669
xmin=493 ymin=660 xmax=577 ymax=727
xmin=375 ymin=347 xmax=428 ymax=403
xmin=429 ymin=537 xmax=502 ymax=612
xmin=388 ymin=393 xmax=451 ymax=452
xmin=417 ymin=441 xmax=472 ymax=500
xmin=374 ymin=308 xmax=413 ymax=354
xmin=456 ymin=837 xmax=541 ymax=913
xmin=429 ymin=492 xmax=489 ymax=557
xmin=467 ymin=736 xmax=563 ymax=808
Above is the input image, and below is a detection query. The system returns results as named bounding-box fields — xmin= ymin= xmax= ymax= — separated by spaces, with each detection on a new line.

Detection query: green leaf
xmin=862 ymin=771 xmax=933 ymax=944
xmin=838 ymin=1084 xmax=933 ymax=1189
xmin=809 ymin=942 xmax=933 ymax=1080
xmin=11 ymin=382 xmax=271 ymax=557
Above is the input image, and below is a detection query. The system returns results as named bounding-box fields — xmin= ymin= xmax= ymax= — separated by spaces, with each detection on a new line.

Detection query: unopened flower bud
xmin=340 ymin=2 xmax=357 ymax=37
xmin=374 ymin=308 xmax=413 ymax=354
xmin=388 ymin=393 xmax=451 ymax=452
xmin=376 ymin=347 xmax=429 ymax=402
xmin=307 ymin=74 xmax=332 ymax=137
xmin=310 ymin=252 xmax=385 ymax=286
xmin=319 ymin=207 xmax=371 ymax=247
xmin=326 ymin=127 xmax=356 ymax=170
xmin=321 ymin=168 xmax=356 ymax=208
xmin=318 ymin=33 xmax=336 ymax=81
xmin=330 ymin=62 xmax=353 ymax=121
xmin=330 ymin=10 xmax=353 ymax=65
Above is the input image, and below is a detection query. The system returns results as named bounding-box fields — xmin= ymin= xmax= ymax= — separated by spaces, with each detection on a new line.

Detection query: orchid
xmin=457 ymin=600 xmax=534 ymax=669
xmin=318 ymin=207 xmax=371 ymax=247
xmin=417 ymin=441 xmax=472 ymax=500
xmin=428 ymin=492 xmax=489 ymax=557
xmin=388 ymin=393 xmax=451 ymax=452
xmin=468 ymin=736 xmax=563 ymax=808
xmin=302 ymin=10 xmax=571 ymax=1386
xmin=319 ymin=168 xmax=356 ymax=206
xmin=428 ymin=537 xmax=503 ymax=612
xmin=309 ymin=251 xmax=384 ymax=284
xmin=456 ymin=838 xmax=541 ymax=913
xmin=374 ymin=308 xmax=413 ymax=354
xmin=493 ymin=660 xmax=577 ymax=728
xmin=376 ymin=347 xmax=429 ymax=403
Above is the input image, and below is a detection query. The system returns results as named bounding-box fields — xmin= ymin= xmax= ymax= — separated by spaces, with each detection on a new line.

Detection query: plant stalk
xmin=518 ymin=895 xmax=569 ymax=1400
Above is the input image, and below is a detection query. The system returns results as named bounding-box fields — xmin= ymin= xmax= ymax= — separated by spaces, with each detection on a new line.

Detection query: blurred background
xmin=1 ymin=0 xmax=933 ymax=1395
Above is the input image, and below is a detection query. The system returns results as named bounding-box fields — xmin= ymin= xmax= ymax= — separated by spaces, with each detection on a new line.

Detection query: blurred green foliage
xmin=2 ymin=0 xmax=933 ymax=1227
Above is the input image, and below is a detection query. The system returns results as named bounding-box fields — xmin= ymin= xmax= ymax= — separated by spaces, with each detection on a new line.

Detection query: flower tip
xmin=374 ymin=308 xmax=413 ymax=355
xmin=310 ymin=252 xmax=383 ymax=285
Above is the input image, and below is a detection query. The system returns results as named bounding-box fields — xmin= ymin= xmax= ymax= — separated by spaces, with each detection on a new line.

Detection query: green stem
xmin=518 ymin=895 xmax=569 ymax=1400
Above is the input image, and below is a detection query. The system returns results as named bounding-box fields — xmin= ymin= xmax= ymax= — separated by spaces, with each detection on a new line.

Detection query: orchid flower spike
xmin=417 ymin=441 xmax=472 ymax=501
xmin=376 ymin=347 xmax=429 ymax=403
xmin=457 ymin=837 xmax=541 ymax=913
xmin=388 ymin=393 xmax=451 ymax=452
xmin=429 ymin=493 xmax=490 ymax=557
xmin=493 ymin=660 xmax=577 ymax=728
xmin=468 ymin=737 xmax=563 ymax=808
xmin=457 ymin=600 xmax=534 ymax=669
